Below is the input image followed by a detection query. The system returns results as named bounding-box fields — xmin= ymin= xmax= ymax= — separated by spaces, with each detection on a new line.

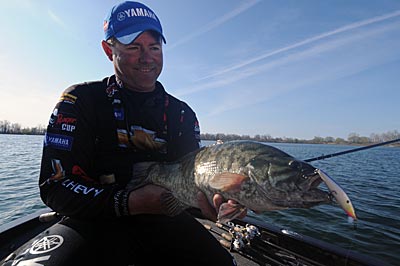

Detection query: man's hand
xmin=128 ymin=185 xmax=247 ymax=221
xmin=128 ymin=184 xmax=170 ymax=215
xmin=197 ymin=191 xmax=247 ymax=222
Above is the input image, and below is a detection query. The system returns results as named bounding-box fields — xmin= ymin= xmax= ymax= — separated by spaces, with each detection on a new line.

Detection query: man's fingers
xmin=212 ymin=194 xmax=224 ymax=210
xmin=196 ymin=193 xmax=247 ymax=221
xmin=197 ymin=191 xmax=217 ymax=222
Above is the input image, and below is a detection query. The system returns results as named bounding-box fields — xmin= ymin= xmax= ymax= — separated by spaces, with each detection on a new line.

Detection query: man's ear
xmin=101 ymin=40 xmax=113 ymax=61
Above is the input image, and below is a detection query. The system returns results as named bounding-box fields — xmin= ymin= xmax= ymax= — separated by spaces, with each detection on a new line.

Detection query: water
xmin=0 ymin=135 xmax=46 ymax=223
xmin=1 ymin=135 xmax=399 ymax=265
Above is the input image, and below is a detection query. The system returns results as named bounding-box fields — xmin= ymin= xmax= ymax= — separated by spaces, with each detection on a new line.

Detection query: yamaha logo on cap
xmin=104 ymin=1 xmax=166 ymax=44
xmin=117 ymin=12 xmax=127 ymax=21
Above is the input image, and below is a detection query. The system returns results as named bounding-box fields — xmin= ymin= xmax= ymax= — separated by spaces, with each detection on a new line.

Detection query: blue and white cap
xmin=103 ymin=1 xmax=166 ymax=44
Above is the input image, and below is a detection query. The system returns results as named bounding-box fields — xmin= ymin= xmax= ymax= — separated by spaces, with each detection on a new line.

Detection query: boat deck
xmin=1 ymin=209 xmax=389 ymax=265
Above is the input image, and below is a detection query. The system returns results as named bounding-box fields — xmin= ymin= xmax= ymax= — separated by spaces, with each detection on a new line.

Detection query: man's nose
xmin=139 ymin=49 xmax=153 ymax=63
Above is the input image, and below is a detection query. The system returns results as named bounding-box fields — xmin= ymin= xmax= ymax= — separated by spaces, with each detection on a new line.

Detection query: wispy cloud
xmin=47 ymin=9 xmax=68 ymax=30
xmin=205 ymin=24 xmax=400 ymax=116
xmin=175 ymin=18 xmax=400 ymax=98
xmin=178 ymin=10 xmax=400 ymax=117
xmin=166 ymin=0 xmax=262 ymax=50
xmin=198 ymin=9 xmax=400 ymax=81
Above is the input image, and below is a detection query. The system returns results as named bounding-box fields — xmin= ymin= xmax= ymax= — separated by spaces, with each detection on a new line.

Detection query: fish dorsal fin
xmin=208 ymin=173 xmax=249 ymax=192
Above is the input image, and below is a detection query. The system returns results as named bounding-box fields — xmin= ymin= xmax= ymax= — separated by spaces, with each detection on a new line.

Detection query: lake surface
xmin=0 ymin=135 xmax=399 ymax=265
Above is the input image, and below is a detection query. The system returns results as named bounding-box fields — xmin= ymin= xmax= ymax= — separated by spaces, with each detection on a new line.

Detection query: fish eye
xmin=288 ymin=160 xmax=301 ymax=169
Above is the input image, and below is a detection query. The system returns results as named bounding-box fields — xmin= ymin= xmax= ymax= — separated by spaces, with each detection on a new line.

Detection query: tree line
xmin=0 ymin=120 xmax=46 ymax=135
xmin=200 ymin=131 xmax=400 ymax=145
xmin=1 ymin=119 xmax=399 ymax=146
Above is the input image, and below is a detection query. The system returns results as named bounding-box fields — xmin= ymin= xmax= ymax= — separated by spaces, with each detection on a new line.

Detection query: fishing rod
xmin=304 ymin=138 xmax=400 ymax=162
xmin=204 ymin=220 xmax=325 ymax=266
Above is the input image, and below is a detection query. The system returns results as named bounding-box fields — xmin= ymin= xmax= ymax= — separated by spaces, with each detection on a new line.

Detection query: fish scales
xmin=131 ymin=140 xmax=357 ymax=222
xmin=150 ymin=142 xmax=271 ymax=208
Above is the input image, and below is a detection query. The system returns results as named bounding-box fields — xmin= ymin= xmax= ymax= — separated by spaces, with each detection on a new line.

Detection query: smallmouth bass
xmin=130 ymin=140 xmax=357 ymax=222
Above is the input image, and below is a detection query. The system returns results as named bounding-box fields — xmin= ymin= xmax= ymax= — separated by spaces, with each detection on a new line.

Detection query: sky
xmin=1 ymin=0 xmax=400 ymax=140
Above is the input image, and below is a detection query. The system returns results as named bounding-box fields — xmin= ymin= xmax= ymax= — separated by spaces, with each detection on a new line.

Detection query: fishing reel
xmin=218 ymin=222 xmax=261 ymax=251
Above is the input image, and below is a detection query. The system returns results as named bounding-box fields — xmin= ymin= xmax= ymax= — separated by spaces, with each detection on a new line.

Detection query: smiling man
xmin=35 ymin=1 xmax=238 ymax=265
xmin=102 ymin=31 xmax=163 ymax=92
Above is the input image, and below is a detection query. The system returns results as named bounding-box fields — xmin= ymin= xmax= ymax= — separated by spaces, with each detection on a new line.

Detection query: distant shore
xmin=200 ymin=132 xmax=400 ymax=147
xmin=0 ymin=119 xmax=398 ymax=147
xmin=2 ymin=132 xmax=399 ymax=147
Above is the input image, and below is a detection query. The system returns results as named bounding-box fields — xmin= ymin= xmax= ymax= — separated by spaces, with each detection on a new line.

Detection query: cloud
xmin=183 ymin=14 xmax=400 ymax=116
xmin=47 ymin=9 xmax=68 ymax=30
xmin=166 ymin=0 xmax=262 ymax=50
xmin=175 ymin=18 xmax=400 ymax=99
xmin=198 ymin=9 xmax=400 ymax=81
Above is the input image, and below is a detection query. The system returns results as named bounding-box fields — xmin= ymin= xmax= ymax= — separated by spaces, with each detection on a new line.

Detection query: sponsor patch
xmin=106 ymin=85 xmax=119 ymax=97
xmin=50 ymin=159 xmax=65 ymax=181
xmin=49 ymin=108 xmax=59 ymax=125
xmin=49 ymin=111 xmax=77 ymax=133
xmin=29 ymin=235 xmax=64 ymax=254
xmin=62 ymin=178 xmax=104 ymax=197
xmin=45 ymin=133 xmax=73 ymax=151
xmin=59 ymin=93 xmax=77 ymax=104
xmin=114 ymin=108 xmax=124 ymax=121
xmin=117 ymin=129 xmax=129 ymax=148
xmin=194 ymin=121 xmax=200 ymax=140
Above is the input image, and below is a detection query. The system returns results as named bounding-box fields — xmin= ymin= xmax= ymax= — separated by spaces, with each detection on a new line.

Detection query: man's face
xmin=105 ymin=31 xmax=163 ymax=92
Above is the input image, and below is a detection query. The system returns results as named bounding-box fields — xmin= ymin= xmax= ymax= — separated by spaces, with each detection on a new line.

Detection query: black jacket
xmin=39 ymin=76 xmax=200 ymax=219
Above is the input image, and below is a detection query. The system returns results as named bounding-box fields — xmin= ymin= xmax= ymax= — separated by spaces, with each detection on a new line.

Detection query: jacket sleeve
xmin=39 ymin=84 xmax=129 ymax=219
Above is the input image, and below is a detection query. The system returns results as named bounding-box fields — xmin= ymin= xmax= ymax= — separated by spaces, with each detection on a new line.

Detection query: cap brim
xmin=115 ymin=24 xmax=166 ymax=45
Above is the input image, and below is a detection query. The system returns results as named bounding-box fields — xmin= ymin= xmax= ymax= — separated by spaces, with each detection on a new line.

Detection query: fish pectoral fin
xmin=160 ymin=191 xmax=189 ymax=217
xmin=208 ymin=173 xmax=249 ymax=192
xmin=217 ymin=202 xmax=247 ymax=223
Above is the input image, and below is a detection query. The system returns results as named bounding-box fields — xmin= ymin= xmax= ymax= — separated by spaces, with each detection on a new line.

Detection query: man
xmin=34 ymin=1 xmax=239 ymax=265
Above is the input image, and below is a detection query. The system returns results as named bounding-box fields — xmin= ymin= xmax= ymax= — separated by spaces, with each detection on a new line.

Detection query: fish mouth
xmin=308 ymin=172 xmax=324 ymax=189
xmin=262 ymin=175 xmax=331 ymax=209
xmin=264 ymin=189 xmax=331 ymax=210
xmin=300 ymin=171 xmax=332 ymax=205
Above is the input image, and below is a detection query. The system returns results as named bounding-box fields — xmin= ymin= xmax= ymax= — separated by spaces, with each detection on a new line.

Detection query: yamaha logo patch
xmin=29 ymin=235 xmax=64 ymax=254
